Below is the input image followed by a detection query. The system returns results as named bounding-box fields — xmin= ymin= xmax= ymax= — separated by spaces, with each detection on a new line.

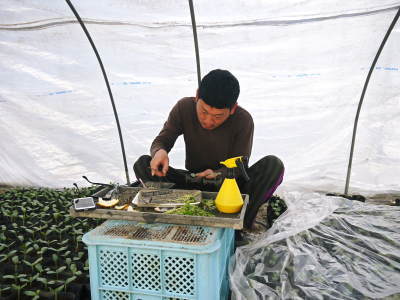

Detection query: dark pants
xmin=133 ymin=155 xmax=284 ymax=229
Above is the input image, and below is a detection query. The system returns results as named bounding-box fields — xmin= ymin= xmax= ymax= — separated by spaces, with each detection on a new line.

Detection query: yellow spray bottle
xmin=215 ymin=156 xmax=250 ymax=213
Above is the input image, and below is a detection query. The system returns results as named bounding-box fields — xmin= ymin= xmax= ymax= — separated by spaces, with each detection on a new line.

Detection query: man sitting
xmin=134 ymin=69 xmax=284 ymax=228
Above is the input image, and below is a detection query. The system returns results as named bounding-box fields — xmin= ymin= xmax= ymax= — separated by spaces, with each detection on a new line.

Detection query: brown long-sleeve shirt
xmin=151 ymin=97 xmax=254 ymax=172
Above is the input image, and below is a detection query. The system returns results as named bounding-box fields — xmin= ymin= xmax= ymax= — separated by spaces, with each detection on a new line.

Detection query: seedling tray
xmin=70 ymin=186 xmax=248 ymax=229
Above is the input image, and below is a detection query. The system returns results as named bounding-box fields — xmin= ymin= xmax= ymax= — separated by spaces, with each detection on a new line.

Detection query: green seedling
xmin=34 ymin=263 xmax=44 ymax=274
xmin=84 ymin=259 xmax=90 ymax=272
xmin=16 ymin=235 xmax=24 ymax=243
xmin=62 ymin=250 xmax=72 ymax=259
xmin=24 ymin=289 xmax=41 ymax=300
xmin=73 ymin=251 xmax=85 ymax=262
xmin=53 ymin=212 xmax=62 ymax=222
xmin=59 ymin=239 xmax=70 ymax=246
xmin=4 ymin=274 xmax=27 ymax=285
xmin=35 ymin=277 xmax=55 ymax=290
xmin=7 ymin=229 xmax=18 ymax=239
xmin=0 ymin=286 xmax=11 ymax=298
xmin=46 ymin=239 xmax=58 ymax=247
xmin=32 ymin=243 xmax=40 ymax=251
xmin=0 ymin=241 xmax=15 ymax=251
xmin=0 ymin=243 xmax=6 ymax=252
xmin=37 ymin=247 xmax=48 ymax=261
xmin=70 ymin=263 xmax=82 ymax=277
xmin=58 ymin=225 xmax=73 ymax=240
xmin=75 ymin=235 xmax=83 ymax=251
xmin=35 ymin=238 xmax=47 ymax=246
xmin=0 ymin=207 xmax=11 ymax=218
xmin=63 ymin=276 xmax=77 ymax=292
xmin=9 ymin=210 xmax=18 ymax=222
xmin=21 ymin=241 xmax=33 ymax=259
xmin=0 ymin=249 xmax=17 ymax=263
xmin=0 ymin=232 xmax=6 ymax=242
xmin=65 ymin=257 xmax=72 ymax=268
xmin=24 ymin=227 xmax=35 ymax=238
xmin=47 ymin=266 xmax=67 ymax=281
xmin=23 ymin=257 xmax=43 ymax=273
xmin=50 ymin=284 xmax=64 ymax=300
xmin=52 ymin=253 xmax=59 ymax=269
xmin=11 ymin=283 xmax=27 ymax=300
xmin=3 ymin=275 xmax=17 ymax=285
xmin=18 ymin=206 xmax=27 ymax=225
xmin=12 ymin=255 xmax=21 ymax=274
xmin=53 ymin=246 xmax=68 ymax=254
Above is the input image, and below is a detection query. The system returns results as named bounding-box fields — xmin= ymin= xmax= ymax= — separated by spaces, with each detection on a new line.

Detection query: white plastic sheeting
xmin=1 ymin=1 xmax=400 ymax=193
xmin=229 ymin=193 xmax=400 ymax=299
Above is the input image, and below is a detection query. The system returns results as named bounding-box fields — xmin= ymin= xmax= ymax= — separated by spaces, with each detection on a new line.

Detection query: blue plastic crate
xmin=83 ymin=220 xmax=234 ymax=300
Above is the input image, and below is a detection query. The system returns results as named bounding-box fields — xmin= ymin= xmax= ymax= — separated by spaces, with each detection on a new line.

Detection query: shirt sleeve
xmin=229 ymin=112 xmax=254 ymax=161
xmin=150 ymin=101 xmax=183 ymax=157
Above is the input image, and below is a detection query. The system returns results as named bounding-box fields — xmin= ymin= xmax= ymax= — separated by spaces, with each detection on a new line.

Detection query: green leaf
xmin=65 ymin=276 xmax=77 ymax=285
xmin=34 ymin=263 xmax=43 ymax=273
xmin=70 ymin=264 xmax=77 ymax=273
xmin=35 ymin=277 xmax=47 ymax=284
xmin=23 ymin=260 xmax=32 ymax=266
xmin=56 ymin=266 xmax=67 ymax=273
xmin=55 ymin=285 xmax=64 ymax=293
xmin=11 ymin=256 xmax=20 ymax=264
xmin=29 ymin=273 xmax=39 ymax=281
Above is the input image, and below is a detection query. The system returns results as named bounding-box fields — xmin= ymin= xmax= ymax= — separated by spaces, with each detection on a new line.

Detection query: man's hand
xmin=195 ymin=169 xmax=221 ymax=179
xmin=150 ymin=149 xmax=169 ymax=177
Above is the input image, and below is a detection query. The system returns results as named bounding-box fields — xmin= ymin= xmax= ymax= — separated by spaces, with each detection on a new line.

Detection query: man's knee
xmin=133 ymin=155 xmax=151 ymax=178
xmin=253 ymin=155 xmax=284 ymax=175
xmin=134 ymin=155 xmax=151 ymax=166
xmin=261 ymin=155 xmax=284 ymax=169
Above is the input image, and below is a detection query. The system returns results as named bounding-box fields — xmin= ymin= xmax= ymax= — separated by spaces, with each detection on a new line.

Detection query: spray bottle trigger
xmin=235 ymin=157 xmax=250 ymax=181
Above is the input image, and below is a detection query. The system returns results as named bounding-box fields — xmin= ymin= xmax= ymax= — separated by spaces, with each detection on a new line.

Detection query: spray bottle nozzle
xmin=220 ymin=156 xmax=250 ymax=181
xmin=235 ymin=157 xmax=250 ymax=182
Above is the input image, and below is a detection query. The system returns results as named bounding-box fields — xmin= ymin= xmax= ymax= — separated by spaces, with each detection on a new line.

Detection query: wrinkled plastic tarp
xmin=1 ymin=1 xmax=400 ymax=193
xmin=230 ymin=193 xmax=400 ymax=299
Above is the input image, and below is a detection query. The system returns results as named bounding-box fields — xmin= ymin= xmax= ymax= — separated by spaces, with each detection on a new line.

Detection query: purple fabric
xmin=262 ymin=169 xmax=284 ymax=202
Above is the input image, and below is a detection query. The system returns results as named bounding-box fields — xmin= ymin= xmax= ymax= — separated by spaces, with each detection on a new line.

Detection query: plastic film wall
xmin=0 ymin=0 xmax=399 ymax=194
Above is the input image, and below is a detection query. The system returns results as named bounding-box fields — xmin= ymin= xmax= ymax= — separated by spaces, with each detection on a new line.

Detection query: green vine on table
xmin=164 ymin=198 xmax=217 ymax=217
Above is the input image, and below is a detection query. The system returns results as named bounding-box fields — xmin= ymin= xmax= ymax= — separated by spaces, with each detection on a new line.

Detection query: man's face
xmin=196 ymin=98 xmax=236 ymax=130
